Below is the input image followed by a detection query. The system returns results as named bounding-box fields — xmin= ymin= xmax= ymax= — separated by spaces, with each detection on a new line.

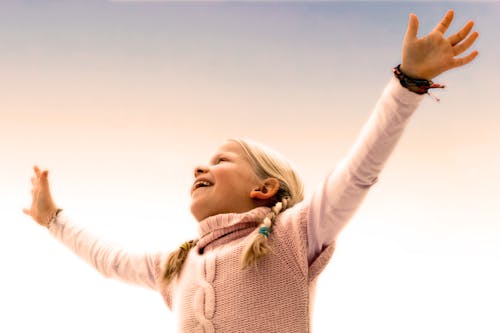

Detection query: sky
xmin=1 ymin=1 xmax=499 ymax=332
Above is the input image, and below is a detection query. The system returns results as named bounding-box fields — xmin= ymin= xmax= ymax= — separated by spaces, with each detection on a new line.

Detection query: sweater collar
xmin=197 ymin=206 xmax=270 ymax=253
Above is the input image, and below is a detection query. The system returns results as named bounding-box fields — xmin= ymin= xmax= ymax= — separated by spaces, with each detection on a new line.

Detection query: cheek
xmin=214 ymin=166 xmax=238 ymax=183
xmin=214 ymin=165 xmax=258 ymax=192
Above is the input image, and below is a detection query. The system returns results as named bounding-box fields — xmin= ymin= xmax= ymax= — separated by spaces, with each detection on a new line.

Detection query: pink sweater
xmin=48 ymin=77 xmax=424 ymax=332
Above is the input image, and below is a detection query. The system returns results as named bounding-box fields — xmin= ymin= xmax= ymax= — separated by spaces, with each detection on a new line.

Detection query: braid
xmin=241 ymin=197 xmax=289 ymax=269
xmin=162 ymin=239 xmax=198 ymax=285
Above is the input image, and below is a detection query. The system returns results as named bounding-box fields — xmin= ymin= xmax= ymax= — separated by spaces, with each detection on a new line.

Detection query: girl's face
xmin=190 ymin=141 xmax=267 ymax=221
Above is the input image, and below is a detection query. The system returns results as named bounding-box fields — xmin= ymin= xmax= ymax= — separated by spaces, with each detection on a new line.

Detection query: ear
xmin=249 ymin=178 xmax=280 ymax=200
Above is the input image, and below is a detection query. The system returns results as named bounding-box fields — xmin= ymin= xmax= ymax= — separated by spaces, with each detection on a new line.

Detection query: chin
xmin=190 ymin=194 xmax=201 ymax=217
xmin=190 ymin=201 xmax=211 ymax=222
xmin=189 ymin=204 xmax=202 ymax=222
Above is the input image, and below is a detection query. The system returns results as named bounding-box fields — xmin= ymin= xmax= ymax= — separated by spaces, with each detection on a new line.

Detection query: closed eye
xmin=210 ymin=156 xmax=226 ymax=165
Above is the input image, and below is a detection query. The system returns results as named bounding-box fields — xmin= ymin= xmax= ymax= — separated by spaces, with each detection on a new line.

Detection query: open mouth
xmin=192 ymin=180 xmax=213 ymax=192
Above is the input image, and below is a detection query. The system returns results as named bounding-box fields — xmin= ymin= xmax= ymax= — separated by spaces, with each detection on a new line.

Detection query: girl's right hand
xmin=23 ymin=166 xmax=60 ymax=228
xmin=400 ymin=10 xmax=479 ymax=80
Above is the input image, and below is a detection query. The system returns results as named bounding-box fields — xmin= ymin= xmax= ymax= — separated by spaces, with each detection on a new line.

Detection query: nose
xmin=194 ymin=165 xmax=209 ymax=178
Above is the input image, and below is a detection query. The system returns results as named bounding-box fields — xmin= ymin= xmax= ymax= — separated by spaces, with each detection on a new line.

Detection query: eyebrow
xmin=209 ymin=152 xmax=237 ymax=164
xmin=209 ymin=153 xmax=226 ymax=164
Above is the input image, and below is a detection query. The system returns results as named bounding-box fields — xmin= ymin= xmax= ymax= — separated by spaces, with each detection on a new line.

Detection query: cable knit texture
xmin=171 ymin=204 xmax=315 ymax=332
xmin=47 ymin=77 xmax=423 ymax=332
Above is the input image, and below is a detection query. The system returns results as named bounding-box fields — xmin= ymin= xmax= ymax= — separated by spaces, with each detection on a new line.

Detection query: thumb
xmin=22 ymin=208 xmax=31 ymax=216
xmin=405 ymin=13 xmax=419 ymax=41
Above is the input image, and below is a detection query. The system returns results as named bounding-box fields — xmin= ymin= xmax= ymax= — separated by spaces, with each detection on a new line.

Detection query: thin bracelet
xmin=46 ymin=208 xmax=63 ymax=228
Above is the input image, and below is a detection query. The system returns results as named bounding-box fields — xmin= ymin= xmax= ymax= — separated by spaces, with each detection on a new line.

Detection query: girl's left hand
xmin=400 ymin=10 xmax=479 ymax=80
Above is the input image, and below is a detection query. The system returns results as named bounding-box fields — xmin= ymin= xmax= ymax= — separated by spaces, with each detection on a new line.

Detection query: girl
xmin=24 ymin=10 xmax=478 ymax=333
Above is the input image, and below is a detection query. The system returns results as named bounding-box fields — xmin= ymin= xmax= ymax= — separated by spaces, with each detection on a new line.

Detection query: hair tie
xmin=258 ymin=226 xmax=271 ymax=238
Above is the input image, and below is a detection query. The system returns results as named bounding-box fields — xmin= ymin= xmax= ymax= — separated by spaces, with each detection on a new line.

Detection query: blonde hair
xmin=232 ymin=139 xmax=304 ymax=268
xmin=162 ymin=138 xmax=304 ymax=283
xmin=162 ymin=239 xmax=198 ymax=285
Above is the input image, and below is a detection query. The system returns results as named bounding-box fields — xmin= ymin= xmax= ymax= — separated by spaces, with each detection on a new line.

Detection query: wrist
xmin=46 ymin=208 xmax=63 ymax=228
xmin=393 ymin=64 xmax=445 ymax=100
xmin=399 ymin=64 xmax=430 ymax=81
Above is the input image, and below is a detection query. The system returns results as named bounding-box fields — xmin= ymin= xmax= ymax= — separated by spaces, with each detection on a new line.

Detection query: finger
xmin=448 ymin=21 xmax=474 ymax=46
xmin=41 ymin=170 xmax=49 ymax=186
xmin=452 ymin=50 xmax=479 ymax=69
xmin=22 ymin=208 xmax=31 ymax=216
xmin=405 ymin=13 xmax=419 ymax=41
xmin=433 ymin=10 xmax=454 ymax=34
xmin=40 ymin=170 xmax=52 ymax=198
xmin=34 ymin=165 xmax=41 ymax=177
xmin=31 ymin=176 xmax=38 ymax=186
xmin=453 ymin=31 xmax=479 ymax=56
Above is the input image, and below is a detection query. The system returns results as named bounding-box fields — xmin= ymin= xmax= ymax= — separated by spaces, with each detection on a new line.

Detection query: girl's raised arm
xmin=23 ymin=166 xmax=164 ymax=291
xmin=306 ymin=10 xmax=478 ymax=263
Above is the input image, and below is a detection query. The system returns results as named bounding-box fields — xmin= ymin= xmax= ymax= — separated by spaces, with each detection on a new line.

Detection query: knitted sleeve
xmin=47 ymin=211 xmax=165 ymax=291
xmin=306 ymin=77 xmax=425 ymax=264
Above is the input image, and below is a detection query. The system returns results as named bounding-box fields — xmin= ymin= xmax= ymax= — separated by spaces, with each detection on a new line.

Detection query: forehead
xmin=212 ymin=141 xmax=245 ymax=156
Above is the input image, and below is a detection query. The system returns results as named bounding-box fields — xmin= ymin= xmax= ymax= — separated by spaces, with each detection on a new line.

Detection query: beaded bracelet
xmin=393 ymin=64 xmax=445 ymax=101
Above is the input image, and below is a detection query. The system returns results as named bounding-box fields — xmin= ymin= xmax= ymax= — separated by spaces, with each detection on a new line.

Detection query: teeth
xmin=194 ymin=180 xmax=212 ymax=189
